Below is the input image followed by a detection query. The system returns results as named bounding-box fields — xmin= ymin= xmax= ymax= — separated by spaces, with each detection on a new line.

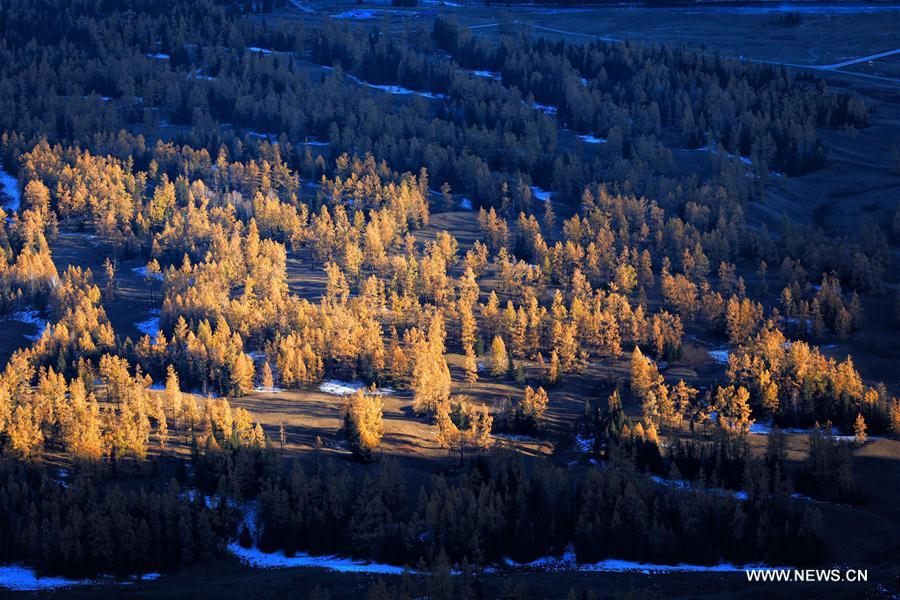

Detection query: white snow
xmin=5 ymin=310 xmax=49 ymax=341
xmin=318 ymin=380 xmax=394 ymax=396
xmin=472 ymin=69 xmax=501 ymax=81
xmin=332 ymin=10 xmax=376 ymax=19
xmin=502 ymin=549 xmax=784 ymax=574
xmin=246 ymin=130 xmax=277 ymax=140
xmin=708 ymin=349 xmax=730 ymax=364
xmin=254 ymin=386 xmax=283 ymax=393
xmin=132 ymin=266 xmax=163 ymax=281
xmin=229 ymin=543 xmax=409 ymax=574
xmin=0 ymin=168 xmax=20 ymax=211
xmin=459 ymin=198 xmax=473 ymax=210
xmin=749 ymin=421 xmax=877 ymax=442
xmin=140 ymin=572 xmax=161 ymax=581
xmin=578 ymin=134 xmax=607 ymax=144
xmin=346 ymin=75 xmax=446 ymax=99
xmin=0 ymin=565 xmax=98 ymax=591
xmin=575 ymin=434 xmax=594 ymax=453
xmin=145 ymin=53 xmax=170 ymax=60
xmin=749 ymin=421 xmax=773 ymax=435
xmin=300 ymin=138 xmax=329 ymax=147
xmin=650 ymin=476 xmax=748 ymax=501
xmin=694 ymin=145 xmax=753 ymax=166
xmin=530 ymin=186 xmax=552 ymax=202
xmin=135 ymin=309 xmax=161 ymax=337
xmin=530 ymin=102 xmax=557 ymax=115
xmin=247 ymin=47 xmax=275 ymax=55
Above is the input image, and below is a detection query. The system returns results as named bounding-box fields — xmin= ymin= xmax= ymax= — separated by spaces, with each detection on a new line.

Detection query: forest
xmin=0 ymin=0 xmax=897 ymax=597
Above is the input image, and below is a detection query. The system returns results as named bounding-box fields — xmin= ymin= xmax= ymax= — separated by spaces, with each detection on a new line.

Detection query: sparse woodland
xmin=0 ymin=0 xmax=896 ymax=593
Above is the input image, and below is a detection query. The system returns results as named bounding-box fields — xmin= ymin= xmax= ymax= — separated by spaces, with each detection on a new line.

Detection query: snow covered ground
xmin=471 ymin=69 xmax=501 ymax=81
xmin=132 ymin=266 xmax=164 ymax=281
xmin=500 ymin=549 xmax=784 ymax=574
xmin=135 ymin=309 xmax=161 ymax=337
xmin=530 ymin=102 xmax=557 ymax=115
xmin=578 ymin=134 xmax=607 ymax=144
xmin=708 ymin=349 xmax=730 ymax=364
xmin=228 ymin=544 xmax=409 ymax=574
xmin=318 ymin=380 xmax=395 ymax=396
xmin=145 ymin=53 xmax=169 ymax=59
xmin=0 ymin=168 xmax=20 ymax=211
xmin=574 ymin=434 xmax=594 ymax=454
xmin=530 ymin=186 xmax=552 ymax=202
xmin=332 ymin=9 xmax=377 ymax=19
xmin=0 ymin=565 xmax=98 ymax=592
xmin=254 ymin=386 xmax=283 ymax=393
xmin=650 ymin=476 xmax=748 ymax=501
xmin=5 ymin=310 xmax=49 ymax=341
xmin=300 ymin=138 xmax=329 ymax=147
xmin=346 ymin=75 xmax=446 ymax=99
xmin=749 ymin=421 xmax=875 ymax=441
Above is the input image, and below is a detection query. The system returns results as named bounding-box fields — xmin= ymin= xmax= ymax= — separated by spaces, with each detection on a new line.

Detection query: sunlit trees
xmin=435 ymin=396 xmax=493 ymax=461
xmin=342 ymin=390 xmax=384 ymax=462
xmin=489 ymin=335 xmax=508 ymax=377
xmin=411 ymin=313 xmax=451 ymax=415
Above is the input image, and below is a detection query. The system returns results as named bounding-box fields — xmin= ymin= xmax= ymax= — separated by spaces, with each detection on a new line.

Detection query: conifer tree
xmin=343 ymin=390 xmax=384 ymax=461
xmin=490 ymin=335 xmax=509 ymax=377
xmin=853 ymin=413 xmax=867 ymax=446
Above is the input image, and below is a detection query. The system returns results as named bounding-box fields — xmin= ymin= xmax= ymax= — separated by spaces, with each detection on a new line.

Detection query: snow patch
xmin=145 ymin=53 xmax=170 ymax=60
xmin=346 ymin=75 xmax=446 ymax=99
xmin=502 ymin=549 xmax=783 ymax=574
xmin=472 ymin=69 xmax=501 ymax=81
xmin=132 ymin=266 xmax=163 ymax=281
xmin=5 ymin=310 xmax=49 ymax=341
xmin=229 ymin=544 xmax=409 ymax=574
xmin=135 ymin=309 xmax=161 ymax=337
xmin=708 ymin=349 xmax=730 ymax=364
xmin=300 ymin=138 xmax=329 ymax=147
xmin=459 ymin=198 xmax=473 ymax=210
xmin=0 ymin=168 xmax=20 ymax=211
xmin=575 ymin=433 xmax=594 ymax=453
xmin=332 ymin=10 xmax=376 ymax=19
xmin=530 ymin=186 xmax=551 ymax=202
xmin=530 ymin=102 xmax=557 ymax=115
xmin=0 ymin=565 xmax=98 ymax=591
xmin=318 ymin=380 xmax=393 ymax=396
xmin=578 ymin=134 xmax=607 ymax=144
xmin=650 ymin=476 xmax=748 ymax=501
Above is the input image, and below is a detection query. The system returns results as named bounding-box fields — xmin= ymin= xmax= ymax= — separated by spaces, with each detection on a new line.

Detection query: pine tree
xmin=261 ymin=361 xmax=275 ymax=390
xmin=630 ymin=346 xmax=659 ymax=402
xmin=853 ymin=413 xmax=867 ymax=446
xmin=490 ymin=336 xmax=508 ymax=377
xmin=548 ymin=350 xmax=561 ymax=385
xmin=463 ymin=344 xmax=478 ymax=384
xmin=165 ymin=365 xmax=182 ymax=431
xmin=343 ymin=390 xmax=383 ymax=461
